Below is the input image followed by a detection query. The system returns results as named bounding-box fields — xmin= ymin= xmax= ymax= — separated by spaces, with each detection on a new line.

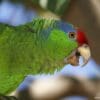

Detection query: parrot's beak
xmin=64 ymin=44 xmax=91 ymax=67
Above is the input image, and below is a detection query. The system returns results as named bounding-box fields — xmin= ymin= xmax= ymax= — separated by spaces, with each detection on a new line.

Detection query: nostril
xmin=83 ymin=44 xmax=89 ymax=48
xmin=81 ymin=44 xmax=89 ymax=48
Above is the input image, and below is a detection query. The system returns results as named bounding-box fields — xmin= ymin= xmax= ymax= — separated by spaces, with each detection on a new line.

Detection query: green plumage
xmin=0 ymin=18 xmax=77 ymax=94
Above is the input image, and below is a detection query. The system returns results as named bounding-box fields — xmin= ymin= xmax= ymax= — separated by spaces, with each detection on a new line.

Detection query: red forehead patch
xmin=76 ymin=29 xmax=88 ymax=46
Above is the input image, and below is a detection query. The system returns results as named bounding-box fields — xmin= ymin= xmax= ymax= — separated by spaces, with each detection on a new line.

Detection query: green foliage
xmin=0 ymin=18 xmax=77 ymax=94
xmin=31 ymin=0 xmax=71 ymax=15
xmin=47 ymin=0 xmax=71 ymax=15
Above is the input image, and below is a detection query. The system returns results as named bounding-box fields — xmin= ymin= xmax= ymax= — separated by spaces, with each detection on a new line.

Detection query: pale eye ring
xmin=68 ymin=32 xmax=76 ymax=40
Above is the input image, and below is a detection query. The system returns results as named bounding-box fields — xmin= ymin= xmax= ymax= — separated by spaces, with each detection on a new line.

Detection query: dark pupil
xmin=70 ymin=33 xmax=75 ymax=38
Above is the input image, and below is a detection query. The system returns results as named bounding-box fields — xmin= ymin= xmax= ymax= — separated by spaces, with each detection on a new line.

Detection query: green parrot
xmin=0 ymin=18 xmax=90 ymax=94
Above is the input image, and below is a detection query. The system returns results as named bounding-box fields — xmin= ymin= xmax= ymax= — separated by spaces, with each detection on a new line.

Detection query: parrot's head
xmin=64 ymin=28 xmax=91 ymax=66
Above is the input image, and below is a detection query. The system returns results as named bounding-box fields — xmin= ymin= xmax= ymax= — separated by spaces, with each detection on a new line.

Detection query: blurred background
xmin=0 ymin=0 xmax=100 ymax=100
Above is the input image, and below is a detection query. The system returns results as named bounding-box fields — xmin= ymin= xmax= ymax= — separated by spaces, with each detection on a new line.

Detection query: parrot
xmin=0 ymin=18 xmax=91 ymax=96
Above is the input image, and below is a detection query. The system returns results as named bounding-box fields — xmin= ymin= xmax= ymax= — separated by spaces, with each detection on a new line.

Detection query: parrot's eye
xmin=68 ymin=32 xmax=76 ymax=40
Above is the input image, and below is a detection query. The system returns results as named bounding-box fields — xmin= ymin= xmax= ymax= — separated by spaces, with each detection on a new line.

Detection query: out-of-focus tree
xmin=9 ymin=0 xmax=70 ymax=16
